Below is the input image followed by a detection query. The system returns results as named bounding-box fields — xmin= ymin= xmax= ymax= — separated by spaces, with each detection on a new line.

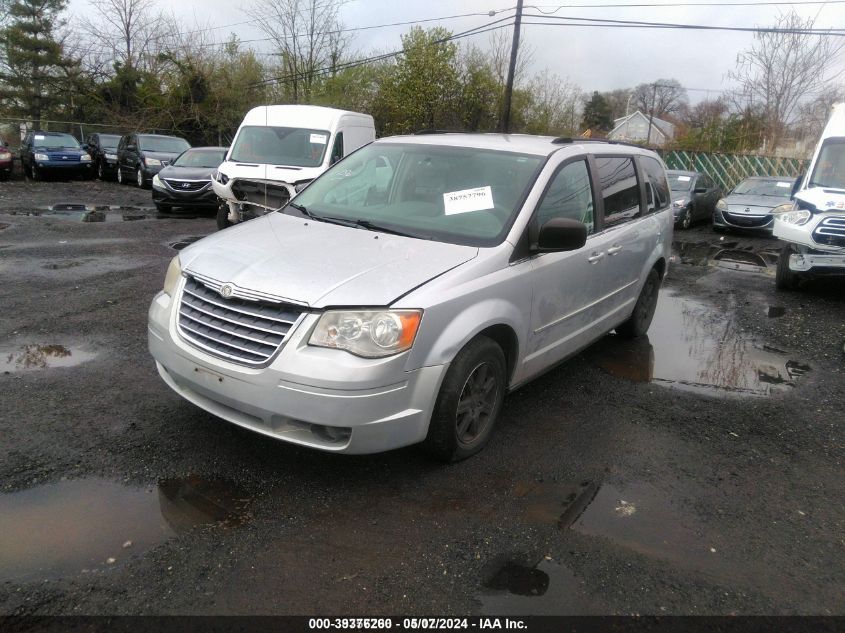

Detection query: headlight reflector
xmin=772 ymin=204 xmax=811 ymax=226
xmin=105 ymin=153 xmax=117 ymax=160
xmin=152 ymin=174 xmax=164 ymax=189
xmin=145 ymin=157 xmax=162 ymax=166
xmin=34 ymin=153 xmax=49 ymax=161
xmin=163 ymin=256 xmax=182 ymax=296
xmin=81 ymin=153 xmax=92 ymax=162
xmin=716 ymin=199 xmax=728 ymax=212
xmin=672 ymin=198 xmax=686 ymax=208
xmin=309 ymin=309 xmax=422 ymax=358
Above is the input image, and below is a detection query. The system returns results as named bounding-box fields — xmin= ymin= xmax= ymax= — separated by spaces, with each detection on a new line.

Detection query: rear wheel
xmin=776 ymin=244 xmax=803 ymax=290
xmin=617 ymin=268 xmax=661 ymax=338
xmin=422 ymin=336 xmax=506 ymax=463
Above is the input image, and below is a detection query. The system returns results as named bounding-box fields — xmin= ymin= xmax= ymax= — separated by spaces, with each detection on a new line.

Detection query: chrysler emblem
xmin=219 ymin=284 xmax=234 ymax=298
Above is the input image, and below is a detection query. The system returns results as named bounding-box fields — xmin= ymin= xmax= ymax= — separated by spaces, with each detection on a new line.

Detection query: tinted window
xmin=330 ymin=132 xmax=344 ymax=164
xmin=535 ymin=160 xmax=594 ymax=234
xmin=642 ymin=156 xmax=670 ymax=212
xmin=98 ymin=134 xmax=121 ymax=149
xmin=596 ymin=156 xmax=641 ymax=228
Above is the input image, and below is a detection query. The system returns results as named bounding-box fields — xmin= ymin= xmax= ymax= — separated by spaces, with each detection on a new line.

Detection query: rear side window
xmin=330 ymin=132 xmax=344 ymax=164
xmin=535 ymin=160 xmax=594 ymax=234
xmin=641 ymin=156 xmax=670 ymax=213
xmin=596 ymin=156 xmax=641 ymax=227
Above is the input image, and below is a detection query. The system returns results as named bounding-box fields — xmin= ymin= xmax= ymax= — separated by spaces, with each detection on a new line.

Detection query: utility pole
xmin=646 ymin=83 xmax=658 ymax=148
xmin=500 ymin=0 xmax=523 ymax=133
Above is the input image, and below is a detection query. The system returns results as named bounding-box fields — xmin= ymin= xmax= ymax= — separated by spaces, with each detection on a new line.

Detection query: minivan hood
xmin=180 ymin=213 xmax=478 ymax=307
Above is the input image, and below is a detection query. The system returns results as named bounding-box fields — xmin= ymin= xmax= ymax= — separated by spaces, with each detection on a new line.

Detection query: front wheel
xmin=422 ymin=336 xmax=507 ymax=462
xmin=216 ymin=201 xmax=233 ymax=230
xmin=776 ymin=244 xmax=803 ymax=290
xmin=97 ymin=161 xmax=105 ymax=180
xmin=680 ymin=207 xmax=693 ymax=230
xmin=29 ymin=163 xmax=39 ymax=181
xmin=136 ymin=167 xmax=146 ymax=188
xmin=117 ymin=166 xmax=124 ymax=184
xmin=617 ymin=268 xmax=661 ymax=338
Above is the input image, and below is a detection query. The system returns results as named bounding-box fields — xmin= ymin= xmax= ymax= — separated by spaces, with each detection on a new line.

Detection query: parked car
xmin=85 ymin=133 xmax=122 ymax=180
xmin=116 ymin=133 xmax=191 ymax=188
xmin=667 ymin=169 xmax=721 ymax=229
xmin=151 ymin=147 xmax=228 ymax=212
xmin=774 ymin=102 xmax=845 ymax=289
xmin=212 ymin=105 xmax=375 ymax=229
xmin=713 ymin=176 xmax=795 ymax=232
xmin=0 ymin=138 xmax=12 ymax=180
xmin=149 ymin=134 xmax=673 ymax=461
xmin=20 ymin=131 xmax=93 ymax=181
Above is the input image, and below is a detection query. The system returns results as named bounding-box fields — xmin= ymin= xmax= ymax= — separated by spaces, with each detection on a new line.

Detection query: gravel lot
xmin=0 ymin=179 xmax=843 ymax=616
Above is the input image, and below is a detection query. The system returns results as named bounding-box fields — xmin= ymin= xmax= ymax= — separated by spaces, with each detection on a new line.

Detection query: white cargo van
xmin=212 ymin=105 xmax=375 ymax=229
xmin=773 ymin=103 xmax=845 ymax=288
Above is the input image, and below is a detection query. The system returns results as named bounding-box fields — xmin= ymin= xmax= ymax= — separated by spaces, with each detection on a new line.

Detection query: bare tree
xmin=81 ymin=0 xmax=161 ymax=71
xmin=487 ymin=28 xmax=533 ymax=89
xmin=728 ymin=10 xmax=845 ymax=151
xmin=249 ymin=0 xmax=347 ymax=103
xmin=522 ymin=70 xmax=581 ymax=135
xmin=632 ymin=79 xmax=688 ymax=119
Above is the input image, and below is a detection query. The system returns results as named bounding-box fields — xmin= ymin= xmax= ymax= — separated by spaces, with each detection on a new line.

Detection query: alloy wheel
xmin=455 ymin=362 xmax=499 ymax=446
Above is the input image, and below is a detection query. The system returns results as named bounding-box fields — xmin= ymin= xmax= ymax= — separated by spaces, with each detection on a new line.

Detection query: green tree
xmin=373 ymin=27 xmax=462 ymax=135
xmin=0 ymin=0 xmax=74 ymax=125
xmin=581 ymin=91 xmax=613 ymax=132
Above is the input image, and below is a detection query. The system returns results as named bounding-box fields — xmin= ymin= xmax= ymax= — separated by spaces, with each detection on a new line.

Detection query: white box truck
xmin=213 ymin=105 xmax=375 ymax=229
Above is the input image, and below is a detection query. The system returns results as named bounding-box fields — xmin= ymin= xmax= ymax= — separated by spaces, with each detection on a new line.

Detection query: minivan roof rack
xmin=414 ymin=129 xmax=459 ymax=135
xmin=551 ymin=137 xmax=645 ymax=149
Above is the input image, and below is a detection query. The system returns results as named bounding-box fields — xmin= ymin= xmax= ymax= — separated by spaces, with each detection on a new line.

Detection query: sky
xmin=66 ymin=0 xmax=845 ymax=104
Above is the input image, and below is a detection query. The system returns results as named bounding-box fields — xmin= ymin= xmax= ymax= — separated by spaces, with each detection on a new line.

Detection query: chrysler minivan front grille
xmin=177 ymin=276 xmax=304 ymax=365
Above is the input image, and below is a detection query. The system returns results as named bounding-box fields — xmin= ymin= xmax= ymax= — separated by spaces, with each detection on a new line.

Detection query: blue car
xmin=20 ymin=131 xmax=94 ymax=180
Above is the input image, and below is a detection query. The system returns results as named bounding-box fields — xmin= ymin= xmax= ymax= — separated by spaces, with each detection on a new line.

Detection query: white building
xmin=608 ymin=111 xmax=675 ymax=147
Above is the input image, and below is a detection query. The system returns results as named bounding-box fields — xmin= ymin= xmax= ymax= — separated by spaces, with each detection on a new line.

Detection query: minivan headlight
xmin=145 ymin=157 xmax=162 ymax=166
xmin=772 ymin=203 xmax=811 ymax=226
xmin=163 ymin=256 xmax=182 ymax=296
xmin=309 ymin=309 xmax=422 ymax=358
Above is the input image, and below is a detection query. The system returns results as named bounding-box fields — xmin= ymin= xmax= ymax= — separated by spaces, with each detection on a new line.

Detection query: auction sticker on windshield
xmin=443 ymin=186 xmax=494 ymax=215
xmin=310 ymin=134 xmax=327 ymax=144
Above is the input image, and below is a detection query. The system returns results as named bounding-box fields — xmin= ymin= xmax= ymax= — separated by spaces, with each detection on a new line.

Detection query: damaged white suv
xmin=149 ymin=134 xmax=672 ymax=461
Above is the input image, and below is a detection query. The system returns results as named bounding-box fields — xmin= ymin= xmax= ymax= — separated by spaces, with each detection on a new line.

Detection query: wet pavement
xmin=0 ymin=186 xmax=844 ymax=616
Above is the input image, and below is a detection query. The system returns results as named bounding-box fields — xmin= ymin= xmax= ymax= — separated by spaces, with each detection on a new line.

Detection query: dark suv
xmin=86 ymin=133 xmax=122 ymax=180
xmin=116 ymin=133 xmax=191 ymax=188
xmin=20 ymin=131 xmax=93 ymax=180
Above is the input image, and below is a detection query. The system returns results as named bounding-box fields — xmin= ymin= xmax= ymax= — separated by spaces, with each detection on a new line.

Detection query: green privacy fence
xmin=662 ymin=150 xmax=810 ymax=192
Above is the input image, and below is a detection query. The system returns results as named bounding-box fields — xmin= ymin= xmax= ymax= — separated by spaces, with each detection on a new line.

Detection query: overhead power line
xmin=527 ymin=0 xmax=845 ymax=8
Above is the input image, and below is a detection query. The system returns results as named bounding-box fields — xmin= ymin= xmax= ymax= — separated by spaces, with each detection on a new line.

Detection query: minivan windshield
xmin=229 ymin=126 xmax=330 ymax=168
xmin=288 ymin=143 xmax=544 ymax=247
xmin=731 ymin=178 xmax=793 ymax=198
xmin=138 ymin=135 xmax=190 ymax=153
xmin=33 ymin=133 xmax=80 ymax=149
xmin=808 ymin=138 xmax=845 ymax=189
xmin=173 ymin=148 xmax=227 ymax=168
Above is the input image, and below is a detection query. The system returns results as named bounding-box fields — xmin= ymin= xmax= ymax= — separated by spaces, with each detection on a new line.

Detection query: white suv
xmin=149 ymin=134 xmax=673 ymax=461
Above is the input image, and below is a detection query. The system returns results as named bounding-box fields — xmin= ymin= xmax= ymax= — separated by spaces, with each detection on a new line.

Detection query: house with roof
xmin=608 ymin=111 xmax=675 ymax=147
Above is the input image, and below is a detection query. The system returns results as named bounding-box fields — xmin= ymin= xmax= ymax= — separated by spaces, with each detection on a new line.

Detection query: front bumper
xmin=713 ymin=207 xmax=773 ymax=231
xmin=152 ymin=185 xmax=218 ymax=207
xmin=36 ymin=160 xmax=92 ymax=172
xmin=147 ymin=285 xmax=447 ymax=454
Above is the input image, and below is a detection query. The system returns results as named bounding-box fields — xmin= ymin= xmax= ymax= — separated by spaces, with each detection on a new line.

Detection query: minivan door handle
xmin=587 ymin=251 xmax=604 ymax=263
xmin=607 ymin=245 xmax=623 ymax=256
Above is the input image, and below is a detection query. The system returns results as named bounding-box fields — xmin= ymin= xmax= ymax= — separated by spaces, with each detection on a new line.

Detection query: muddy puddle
xmin=4 ymin=204 xmax=207 ymax=222
xmin=478 ymin=557 xmax=591 ymax=614
xmin=2 ymin=344 xmax=97 ymax=373
xmin=0 ymin=476 xmax=251 ymax=582
xmin=589 ymin=291 xmax=810 ymax=396
xmin=672 ymin=240 xmax=779 ymax=273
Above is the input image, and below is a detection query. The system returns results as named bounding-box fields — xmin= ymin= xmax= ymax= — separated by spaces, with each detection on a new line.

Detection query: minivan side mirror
xmin=536 ymin=218 xmax=587 ymax=252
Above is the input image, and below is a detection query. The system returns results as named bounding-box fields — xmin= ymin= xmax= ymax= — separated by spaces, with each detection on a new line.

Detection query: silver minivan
xmin=148 ymin=134 xmax=673 ymax=461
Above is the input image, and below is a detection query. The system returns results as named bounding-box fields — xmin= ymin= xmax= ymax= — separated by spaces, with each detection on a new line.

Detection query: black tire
xmin=680 ymin=206 xmax=693 ymax=230
xmin=617 ymin=268 xmax=661 ymax=338
xmin=97 ymin=161 xmax=105 ymax=180
xmin=29 ymin=163 xmax=39 ymax=181
xmin=216 ymin=201 xmax=233 ymax=230
xmin=776 ymin=244 xmax=802 ymax=290
xmin=155 ymin=202 xmax=172 ymax=213
xmin=422 ymin=336 xmax=507 ymax=463
xmin=117 ymin=166 xmax=124 ymax=184
xmin=136 ymin=167 xmax=147 ymax=188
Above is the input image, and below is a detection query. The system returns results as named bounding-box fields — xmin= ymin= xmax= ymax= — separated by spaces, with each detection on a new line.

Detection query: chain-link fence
xmin=663 ymin=150 xmax=810 ymax=192
xmin=0 ymin=118 xmax=134 ymax=149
